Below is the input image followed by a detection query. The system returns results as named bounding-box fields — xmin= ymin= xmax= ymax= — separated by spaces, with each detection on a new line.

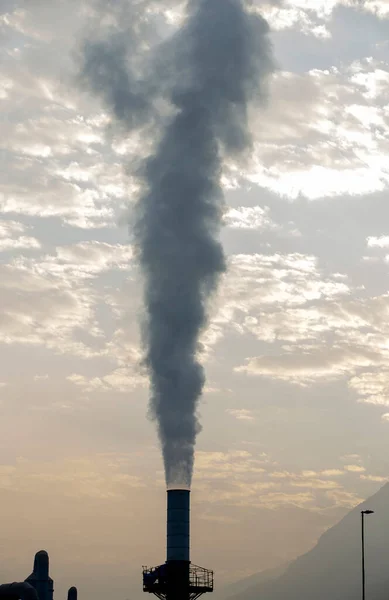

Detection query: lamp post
xmin=361 ymin=510 xmax=374 ymax=600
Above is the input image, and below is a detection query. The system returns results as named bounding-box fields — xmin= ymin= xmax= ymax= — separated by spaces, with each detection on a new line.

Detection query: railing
xmin=143 ymin=564 xmax=214 ymax=592
xmin=189 ymin=565 xmax=214 ymax=590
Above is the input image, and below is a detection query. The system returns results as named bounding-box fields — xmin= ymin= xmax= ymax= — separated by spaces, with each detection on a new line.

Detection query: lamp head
xmin=361 ymin=509 xmax=374 ymax=515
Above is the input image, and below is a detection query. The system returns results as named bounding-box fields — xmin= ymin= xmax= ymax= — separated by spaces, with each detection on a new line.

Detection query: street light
xmin=361 ymin=510 xmax=374 ymax=600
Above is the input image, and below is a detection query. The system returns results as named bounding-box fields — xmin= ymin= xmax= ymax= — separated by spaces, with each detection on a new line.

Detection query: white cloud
xmin=195 ymin=452 xmax=361 ymax=510
xmin=364 ymin=0 xmax=389 ymax=17
xmin=224 ymin=206 xmax=277 ymax=230
xmin=360 ymin=474 xmax=388 ymax=482
xmin=349 ymin=371 xmax=389 ymax=406
xmin=52 ymin=241 xmax=133 ymax=277
xmin=243 ymin=63 xmax=389 ymax=199
xmin=367 ymin=236 xmax=389 ymax=248
xmin=0 ymin=241 xmax=134 ymax=356
xmin=203 ymin=252 xmax=350 ymax=355
xmin=227 ymin=409 xmax=256 ymax=422
xmin=344 ymin=464 xmax=366 ymax=473
xmin=0 ymin=236 xmax=40 ymax=250
xmin=236 ymin=346 xmax=379 ymax=385
xmin=67 ymin=366 xmax=146 ymax=394
xmin=0 ymin=220 xmax=25 ymax=236
xmin=258 ymin=0 xmax=389 ymax=36
xmin=258 ymin=0 xmax=345 ymax=36
xmin=0 ymin=219 xmax=40 ymax=250
xmin=321 ymin=469 xmax=344 ymax=477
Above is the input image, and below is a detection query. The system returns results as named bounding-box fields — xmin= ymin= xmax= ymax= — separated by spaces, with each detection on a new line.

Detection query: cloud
xmin=216 ymin=251 xmax=389 ymax=403
xmin=367 ymin=235 xmax=389 ymax=248
xmin=0 ymin=242 xmax=135 ymax=356
xmin=194 ymin=450 xmax=365 ymax=510
xmin=236 ymin=345 xmax=380 ymax=385
xmin=321 ymin=469 xmax=344 ymax=477
xmin=0 ymin=264 xmax=95 ymax=353
xmin=363 ymin=0 xmax=389 ymax=18
xmin=227 ymin=409 xmax=256 ymax=422
xmin=1 ymin=0 xmax=389 ymax=554
xmin=349 ymin=371 xmax=389 ymax=406
xmin=206 ymin=252 xmax=350 ymax=349
xmin=240 ymin=60 xmax=389 ymax=199
xmin=67 ymin=366 xmax=146 ymax=394
xmin=326 ymin=488 xmax=363 ymax=508
xmin=271 ymin=468 xmax=344 ymax=479
xmin=0 ymin=454 xmax=145 ymax=499
xmin=344 ymin=464 xmax=366 ymax=473
xmin=360 ymin=474 xmax=388 ymax=482
xmin=50 ymin=241 xmax=133 ymax=277
xmin=291 ymin=478 xmax=341 ymax=490
xmin=224 ymin=205 xmax=278 ymax=230
xmin=0 ymin=219 xmax=40 ymax=250
xmin=340 ymin=453 xmax=362 ymax=462
xmin=0 ymin=236 xmax=40 ymax=250
xmin=4 ymin=1 xmax=388 ymax=245
xmin=257 ymin=1 xmax=389 ymax=38
xmin=0 ymin=4 xmax=133 ymax=230
xmin=258 ymin=0 xmax=339 ymax=37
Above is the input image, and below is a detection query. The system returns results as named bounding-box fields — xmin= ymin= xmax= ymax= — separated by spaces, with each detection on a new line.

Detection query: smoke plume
xmin=81 ymin=0 xmax=273 ymax=487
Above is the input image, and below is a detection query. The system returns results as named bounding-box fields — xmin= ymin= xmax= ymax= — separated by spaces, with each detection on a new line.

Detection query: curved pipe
xmin=0 ymin=582 xmax=39 ymax=600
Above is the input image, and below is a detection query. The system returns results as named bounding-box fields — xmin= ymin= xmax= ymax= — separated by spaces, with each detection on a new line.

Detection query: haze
xmin=1 ymin=1 xmax=389 ymax=599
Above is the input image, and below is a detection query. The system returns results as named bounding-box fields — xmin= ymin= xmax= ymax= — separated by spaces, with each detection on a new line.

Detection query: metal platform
xmin=143 ymin=563 xmax=213 ymax=600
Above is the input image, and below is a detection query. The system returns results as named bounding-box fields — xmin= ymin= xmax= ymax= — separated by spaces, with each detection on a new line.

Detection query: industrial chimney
xmin=143 ymin=490 xmax=213 ymax=600
xmin=25 ymin=551 xmax=54 ymax=600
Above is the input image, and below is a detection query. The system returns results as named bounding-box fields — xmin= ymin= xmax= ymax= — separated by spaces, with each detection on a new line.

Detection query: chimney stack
xmin=167 ymin=489 xmax=190 ymax=563
xmin=143 ymin=489 xmax=213 ymax=600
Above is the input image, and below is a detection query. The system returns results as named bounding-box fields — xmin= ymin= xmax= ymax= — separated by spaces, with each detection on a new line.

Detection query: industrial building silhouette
xmin=0 ymin=550 xmax=76 ymax=600
xmin=1 ymin=490 xmax=213 ymax=599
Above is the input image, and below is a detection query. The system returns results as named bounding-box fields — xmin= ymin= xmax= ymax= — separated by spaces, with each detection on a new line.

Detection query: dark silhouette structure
xmin=361 ymin=510 xmax=374 ymax=600
xmin=25 ymin=551 xmax=54 ymax=600
xmin=0 ymin=550 xmax=77 ymax=600
xmin=0 ymin=583 xmax=39 ymax=600
xmin=67 ymin=588 xmax=77 ymax=600
xmin=143 ymin=489 xmax=213 ymax=600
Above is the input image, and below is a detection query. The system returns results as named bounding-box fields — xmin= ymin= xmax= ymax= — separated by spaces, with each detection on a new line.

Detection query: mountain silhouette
xmin=218 ymin=562 xmax=290 ymax=600
xmin=227 ymin=483 xmax=389 ymax=600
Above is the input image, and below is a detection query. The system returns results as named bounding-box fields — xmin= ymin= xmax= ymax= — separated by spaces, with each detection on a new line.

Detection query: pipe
xmin=0 ymin=583 xmax=39 ymax=600
xmin=166 ymin=489 xmax=190 ymax=563
xmin=67 ymin=588 xmax=77 ymax=600
xmin=25 ymin=550 xmax=54 ymax=600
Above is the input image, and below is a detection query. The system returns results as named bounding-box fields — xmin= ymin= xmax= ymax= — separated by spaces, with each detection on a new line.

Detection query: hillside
xmin=229 ymin=483 xmax=389 ymax=600
xmin=218 ymin=562 xmax=290 ymax=600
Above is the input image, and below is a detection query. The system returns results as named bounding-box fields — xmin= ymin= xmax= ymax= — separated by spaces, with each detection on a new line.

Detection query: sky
xmin=1 ymin=0 xmax=389 ymax=598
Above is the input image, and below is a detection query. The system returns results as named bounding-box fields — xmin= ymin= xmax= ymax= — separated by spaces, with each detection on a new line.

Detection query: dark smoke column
xmin=135 ymin=0 xmax=272 ymax=487
xmin=80 ymin=0 xmax=272 ymax=596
